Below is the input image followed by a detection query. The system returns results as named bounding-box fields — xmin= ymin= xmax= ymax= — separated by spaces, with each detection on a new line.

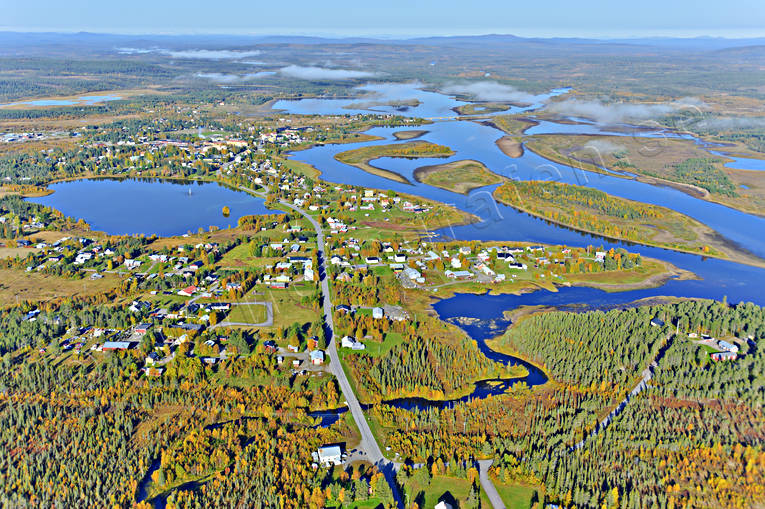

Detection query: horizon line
xmin=1 ymin=28 xmax=764 ymax=41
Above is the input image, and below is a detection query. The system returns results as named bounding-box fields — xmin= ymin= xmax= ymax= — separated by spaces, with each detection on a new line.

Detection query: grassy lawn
xmin=224 ymin=303 xmax=268 ymax=324
xmin=0 ymin=246 xmax=40 ymax=259
xmin=401 ymin=474 xmax=491 ymax=509
xmin=341 ymin=332 xmax=405 ymax=358
xmin=493 ymin=481 xmax=540 ymax=509
xmin=264 ymin=282 xmax=321 ymax=329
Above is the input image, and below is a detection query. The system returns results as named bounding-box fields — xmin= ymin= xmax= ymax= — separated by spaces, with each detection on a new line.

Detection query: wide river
xmin=274 ymin=83 xmax=765 ymax=306
xmin=272 ymin=83 xmax=765 ymax=414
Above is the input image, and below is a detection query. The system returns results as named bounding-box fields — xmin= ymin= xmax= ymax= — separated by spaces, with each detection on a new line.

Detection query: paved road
xmin=280 ymin=199 xmax=404 ymax=509
xmin=477 ymin=459 xmax=505 ymax=509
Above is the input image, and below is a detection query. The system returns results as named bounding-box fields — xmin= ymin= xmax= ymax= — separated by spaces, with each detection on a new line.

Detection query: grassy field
xmin=341 ymin=193 xmax=476 ymax=237
xmin=224 ymin=303 xmax=268 ymax=324
xmin=524 ymin=133 xmax=765 ymax=216
xmin=278 ymin=156 xmax=321 ymax=179
xmin=339 ymin=332 xmax=405 ymax=359
xmin=493 ymin=180 xmax=765 ymax=267
xmin=493 ymin=481 xmax=540 ymax=509
xmin=392 ymin=129 xmax=428 ymax=140
xmin=217 ymin=243 xmax=280 ymax=270
xmin=400 ymin=474 xmax=492 ymax=509
xmin=414 ymin=159 xmax=503 ymax=194
xmin=0 ymin=246 xmax=40 ymax=259
xmin=0 ymin=267 xmax=119 ymax=306
xmin=263 ymin=282 xmax=321 ymax=330
xmin=334 ymin=141 xmax=455 ymax=184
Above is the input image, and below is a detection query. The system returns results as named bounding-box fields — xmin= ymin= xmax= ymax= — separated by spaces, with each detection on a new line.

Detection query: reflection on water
xmin=0 ymin=95 xmax=122 ymax=107
xmin=275 ymin=83 xmax=765 ymax=304
xmin=29 ymin=178 xmax=280 ymax=237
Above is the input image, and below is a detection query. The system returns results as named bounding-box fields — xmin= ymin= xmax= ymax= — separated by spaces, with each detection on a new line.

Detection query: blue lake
xmin=29 ymin=178 xmax=279 ymax=237
xmin=0 ymin=95 xmax=122 ymax=108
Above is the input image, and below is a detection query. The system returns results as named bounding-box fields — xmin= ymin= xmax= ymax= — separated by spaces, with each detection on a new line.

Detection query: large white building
xmin=314 ymin=445 xmax=342 ymax=467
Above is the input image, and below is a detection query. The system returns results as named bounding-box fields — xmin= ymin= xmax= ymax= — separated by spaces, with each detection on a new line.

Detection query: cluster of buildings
xmin=262 ymin=254 xmax=315 ymax=289
xmin=257 ymin=126 xmax=308 ymax=146
xmin=1 ymin=131 xmax=67 ymax=143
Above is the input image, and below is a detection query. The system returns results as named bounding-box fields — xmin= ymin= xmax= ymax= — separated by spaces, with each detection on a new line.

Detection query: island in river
xmin=523 ymin=133 xmax=765 ymax=217
xmin=414 ymin=159 xmax=503 ymax=194
xmin=334 ymin=140 xmax=454 ymax=184
xmin=493 ymin=180 xmax=765 ymax=268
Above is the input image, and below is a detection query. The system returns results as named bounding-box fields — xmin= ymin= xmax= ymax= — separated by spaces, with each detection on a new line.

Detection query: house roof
xmin=318 ymin=445 xmax=342 ymax=458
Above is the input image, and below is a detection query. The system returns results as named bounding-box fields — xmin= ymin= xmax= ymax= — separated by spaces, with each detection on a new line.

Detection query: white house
xmin=402 ymin=267 xmax=421 ymax=281
xmin=315 ymin=445 xmax=342 ymax=467
xmin=310 ymin=350 xmax=325 ymax=365
xmin=74 ymin=252 xmax=93 ymax=265
xmin=124 ymin=259 xmax=142 ymax=270
xmin=372 ymin=307 xmax=384 ymax=319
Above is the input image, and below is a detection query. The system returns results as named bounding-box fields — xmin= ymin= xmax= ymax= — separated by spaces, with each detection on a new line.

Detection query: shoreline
xmin=495 ymin=136 xmax=524 ymax=158
xmin=523 ymin=136 xmax=765 ymax=219
xmin=492 ymin=183 xmax=765 ymax=269
xmin=412 ymin=159 xmax=502 ymax=195
xmin=334 ymin=141 xmax=455 ymax=185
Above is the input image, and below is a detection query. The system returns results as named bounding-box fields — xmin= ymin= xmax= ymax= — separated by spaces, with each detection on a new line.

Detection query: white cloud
xmin=278 ymin=65 xmax=377 ymax=81
xmin=693 ymin=116 xmax=765 ymax=131
xmin=582 ymin=139 xmax=625 ymax=155
xmin=195 ymin=71 xmax=275 ymax=83
xmin=441 ymin=81 xmax=540 ymax=104
xmin=117 ymin=47 xmax=262 ymax=60
xmin=545 ymin=97 xmax=707 ymax=124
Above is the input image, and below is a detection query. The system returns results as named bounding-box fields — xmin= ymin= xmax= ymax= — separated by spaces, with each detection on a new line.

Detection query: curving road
xmin=279 ymin=199 xmax=404 ymax=508
xmin=210 ymin=301 xmax=274 ymax=329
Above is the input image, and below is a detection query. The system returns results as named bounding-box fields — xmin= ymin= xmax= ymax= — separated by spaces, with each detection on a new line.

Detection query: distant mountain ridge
xmin=1 ymin=31 xmax=764 ymax=53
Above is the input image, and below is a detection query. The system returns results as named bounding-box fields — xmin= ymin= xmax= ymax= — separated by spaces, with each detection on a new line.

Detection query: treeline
xmin=492 ymin=180 xmax=698 ymax=247
xmin=0 ymin=329 xmax=362 ymax=508
xmin=672 ymin=157 xmax=737 ymax=196
xmin=351 ymin=334 xmax=506 ymax=401
xmin=370 ymin=299 xmax=765 ymax=508
xmin=502 ymin=304 xmax=670 ymax=393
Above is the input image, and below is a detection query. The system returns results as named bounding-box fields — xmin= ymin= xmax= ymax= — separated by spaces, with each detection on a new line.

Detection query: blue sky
xmin=3 ymin=0 xmax=764 ymax=38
